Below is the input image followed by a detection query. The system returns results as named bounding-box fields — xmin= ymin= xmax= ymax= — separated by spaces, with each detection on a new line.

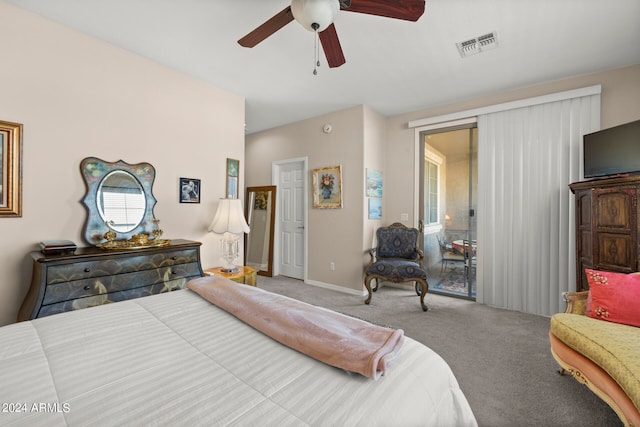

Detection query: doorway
xmin=419 ymin=126 xmax=478 ymax=299
xmin=272 ymin=158 xmax=307 ymax=280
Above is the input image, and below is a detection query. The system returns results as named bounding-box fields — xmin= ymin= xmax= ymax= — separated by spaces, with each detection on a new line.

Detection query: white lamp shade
xmin=291 ymin=0 xmax=339 ymax=32
xmin=208 ymin=198 xmax=250 ymax=234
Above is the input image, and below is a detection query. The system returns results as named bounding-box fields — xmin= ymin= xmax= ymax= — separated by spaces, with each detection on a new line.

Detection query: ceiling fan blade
xmin=319 ymin=24 xmax=346 ymax=68
xmin=238 ymin=6 xmax=294 ymax=47
xmin=340 ymin=0 xmax=425 ymax=22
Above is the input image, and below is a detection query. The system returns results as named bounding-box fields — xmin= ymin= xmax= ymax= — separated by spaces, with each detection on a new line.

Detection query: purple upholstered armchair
xmin=364 ymin=222 xmax=429 ymax=311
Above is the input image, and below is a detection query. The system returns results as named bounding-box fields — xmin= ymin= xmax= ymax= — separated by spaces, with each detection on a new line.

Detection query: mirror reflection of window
xmin=97 ymin=171 xmax=146 ymax=233
xmin=100 ymin=187 xmax=146 ymax=232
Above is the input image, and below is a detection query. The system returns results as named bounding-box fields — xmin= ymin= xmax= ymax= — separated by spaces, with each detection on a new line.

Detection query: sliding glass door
xmin=419 ymin=126 xmax=478 ymax=299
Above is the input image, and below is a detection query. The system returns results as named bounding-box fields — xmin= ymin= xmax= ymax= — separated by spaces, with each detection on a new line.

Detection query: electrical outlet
xmin=400 ymin=213 xmax=409 ymax=221
xmin=330 ymin=262 xmax=335 ymax=271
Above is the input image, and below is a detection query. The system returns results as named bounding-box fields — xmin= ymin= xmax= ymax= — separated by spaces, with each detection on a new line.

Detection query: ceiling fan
xmin=238 ymin=0 xmax=426 ymax=69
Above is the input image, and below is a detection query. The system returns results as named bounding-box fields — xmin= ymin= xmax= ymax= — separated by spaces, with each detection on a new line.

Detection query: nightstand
xmin=204 ymin=266 xmax=257 ymax=287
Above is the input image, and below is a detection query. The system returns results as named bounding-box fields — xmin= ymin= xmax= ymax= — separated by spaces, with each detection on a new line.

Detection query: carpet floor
xmin=257 ymin=275 xmax=622 ymax=427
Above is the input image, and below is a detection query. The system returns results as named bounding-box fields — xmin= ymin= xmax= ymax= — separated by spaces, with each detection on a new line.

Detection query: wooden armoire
xmin=570 ymin=175 xmax=640 ymax=291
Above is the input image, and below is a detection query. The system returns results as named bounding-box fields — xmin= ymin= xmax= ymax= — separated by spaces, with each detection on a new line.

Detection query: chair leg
xmin=417 ymin=278 xmax=429 ymax=311
xmin=364 ymin=276 xmax=373 ymax=305
xmin=366 ymin=275 xmax=428 ymax=312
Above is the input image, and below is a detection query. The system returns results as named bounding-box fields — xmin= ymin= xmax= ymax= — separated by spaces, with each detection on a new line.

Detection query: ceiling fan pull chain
xmin=312 ymin=22 xmax=320 ymax=75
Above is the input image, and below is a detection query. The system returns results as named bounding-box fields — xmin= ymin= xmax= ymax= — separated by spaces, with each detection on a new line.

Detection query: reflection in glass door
xmin=419 ymin=126 xmax=477 ymax=300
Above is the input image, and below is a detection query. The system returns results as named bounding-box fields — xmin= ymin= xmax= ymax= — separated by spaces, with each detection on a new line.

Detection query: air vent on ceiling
xmin=456 ymin=32 xmax=498 ymax=58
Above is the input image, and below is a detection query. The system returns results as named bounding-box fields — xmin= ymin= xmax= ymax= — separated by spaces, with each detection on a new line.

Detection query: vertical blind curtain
xmin=477 ymin=94 xmax=600 ymax=316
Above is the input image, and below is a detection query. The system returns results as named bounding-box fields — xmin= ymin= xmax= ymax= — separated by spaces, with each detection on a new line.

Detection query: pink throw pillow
xmin=585 ymin=269 xmax=640 ymax=328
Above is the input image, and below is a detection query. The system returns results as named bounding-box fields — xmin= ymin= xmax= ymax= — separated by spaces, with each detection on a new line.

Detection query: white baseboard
xmin=304 ymin=279 xmax=367 ymax=297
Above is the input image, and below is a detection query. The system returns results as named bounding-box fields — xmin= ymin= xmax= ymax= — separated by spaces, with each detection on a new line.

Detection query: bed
xmin=1 ymin=276 xmax=477 ymax=426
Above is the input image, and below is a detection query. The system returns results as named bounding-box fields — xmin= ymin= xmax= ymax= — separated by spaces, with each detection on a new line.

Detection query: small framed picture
xmin=366 ymin=169 xmax=383 ymax=198
xmin=226 ymin=158 xmax=239 ymax=199
xmin=180 ymin=178 xmax=201 ymax=203
xmin=368 ymin=198 xmax=382 ymax=219
xmin=312 ymin=165 xmax=343 ymax=209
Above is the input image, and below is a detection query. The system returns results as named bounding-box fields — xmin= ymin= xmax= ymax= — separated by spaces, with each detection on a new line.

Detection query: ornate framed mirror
xmin=80 ymin=157 xmax=166 ymax=248
xmin=245 ymin=185 xmax=276 ymax=277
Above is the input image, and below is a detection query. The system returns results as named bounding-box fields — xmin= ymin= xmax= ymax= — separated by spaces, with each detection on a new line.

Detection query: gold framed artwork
xmin=312 ymin=165 xmax=342 ymax=209
xmin=0 ymin=120 xmax=23 ymax=217
xmin=226 ymin=158 xmax=239 ymax=199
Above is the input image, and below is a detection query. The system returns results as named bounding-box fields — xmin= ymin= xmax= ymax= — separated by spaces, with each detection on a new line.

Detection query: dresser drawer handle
xmin=83 ymin=285 xmax=91 ymax=291
xmin=171 ymin=256 xmax=177 ymax=260
xmin=84 ymin=268 xmax=90 ymax=273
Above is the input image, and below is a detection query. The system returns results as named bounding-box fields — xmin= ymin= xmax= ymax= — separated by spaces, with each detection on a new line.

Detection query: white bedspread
xmin=0 ymin=288 xmax=477 ymax=426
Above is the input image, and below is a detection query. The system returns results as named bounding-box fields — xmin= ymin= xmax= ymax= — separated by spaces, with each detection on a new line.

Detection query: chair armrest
xmin=562 ymin=291 xmax=590 ymax=315
xmin=367 ymin=248 xmax=377 ymax=265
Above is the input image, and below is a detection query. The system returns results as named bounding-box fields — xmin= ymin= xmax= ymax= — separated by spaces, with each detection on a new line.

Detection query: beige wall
xmin=245 ymin=106 xmax=367 ymax=292
xmin=362 ymin=106 xmax=387 ymax=263
xmin=0 ymin=3 xmax=245 ymax=326
xmin=386 ymin=64 xmax=640 ymax=226
xmin=247 ymin=65 xmax=640 ymax=296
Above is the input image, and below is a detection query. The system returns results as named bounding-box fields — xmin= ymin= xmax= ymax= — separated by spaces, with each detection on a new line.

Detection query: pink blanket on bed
xmin=187 ymin=276 xmax=405 ymax=380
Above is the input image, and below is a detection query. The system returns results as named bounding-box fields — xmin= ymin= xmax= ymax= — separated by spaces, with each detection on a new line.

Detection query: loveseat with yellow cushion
xmin=549 ymin=270 xmax=640 ymax=426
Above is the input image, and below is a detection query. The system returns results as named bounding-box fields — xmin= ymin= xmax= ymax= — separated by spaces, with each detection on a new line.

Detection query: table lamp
xmin=208 ymin=198 xmax=250 ymax=273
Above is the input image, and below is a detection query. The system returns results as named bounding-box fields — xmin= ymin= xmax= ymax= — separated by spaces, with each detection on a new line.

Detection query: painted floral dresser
xmin=18 ymin=239 xmax=204 ymax=321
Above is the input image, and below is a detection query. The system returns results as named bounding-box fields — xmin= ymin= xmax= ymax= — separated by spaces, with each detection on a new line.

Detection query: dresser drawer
xmin=43 ymin=262 xmax=201 ymax=305
xmin=45 ymin=249 xmax=199 ymax=285
xmin=37 ymin=277 xmax=199 ymax=318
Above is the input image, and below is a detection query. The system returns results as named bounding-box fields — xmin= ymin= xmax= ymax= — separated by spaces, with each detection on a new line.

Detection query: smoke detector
xmin=456 ymin=32 xmax=498 ymax=58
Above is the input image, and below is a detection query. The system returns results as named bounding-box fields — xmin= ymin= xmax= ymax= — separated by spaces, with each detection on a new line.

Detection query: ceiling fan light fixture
xmin=291 ymin=0 xmax=340 ymax=32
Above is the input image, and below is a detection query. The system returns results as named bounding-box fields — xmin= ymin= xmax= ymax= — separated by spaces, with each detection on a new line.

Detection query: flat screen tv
xmin=583 ymin=119 xmax=640 ymax=179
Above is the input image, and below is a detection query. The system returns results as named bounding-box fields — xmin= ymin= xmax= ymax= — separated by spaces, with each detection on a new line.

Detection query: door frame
xmin=415 ymin=118 xmax=478 ymax=299
xmin=272 ymin=157 xmax=308 ymax=280
xmin=414 ymin=117 xmax=478 ymax=226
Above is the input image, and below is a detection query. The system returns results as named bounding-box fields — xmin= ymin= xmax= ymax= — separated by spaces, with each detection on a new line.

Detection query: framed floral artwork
xmin=312 ymin=165 xmax=342 ymax=209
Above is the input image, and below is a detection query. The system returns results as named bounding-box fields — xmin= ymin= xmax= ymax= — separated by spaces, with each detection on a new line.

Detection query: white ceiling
xmin=7 ymin=0 xmax=640 ymax=134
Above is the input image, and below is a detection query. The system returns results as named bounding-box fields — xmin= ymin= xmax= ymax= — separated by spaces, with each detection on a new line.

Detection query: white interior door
xmin=276 ymin=160 xmax=306 ymax=279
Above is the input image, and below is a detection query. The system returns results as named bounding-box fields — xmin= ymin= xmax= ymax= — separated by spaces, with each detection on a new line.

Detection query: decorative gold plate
xmin=96 ymin=229 xmax=169 ymax=250
xmin=97 ymin=238 xmax=171 ymax=250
